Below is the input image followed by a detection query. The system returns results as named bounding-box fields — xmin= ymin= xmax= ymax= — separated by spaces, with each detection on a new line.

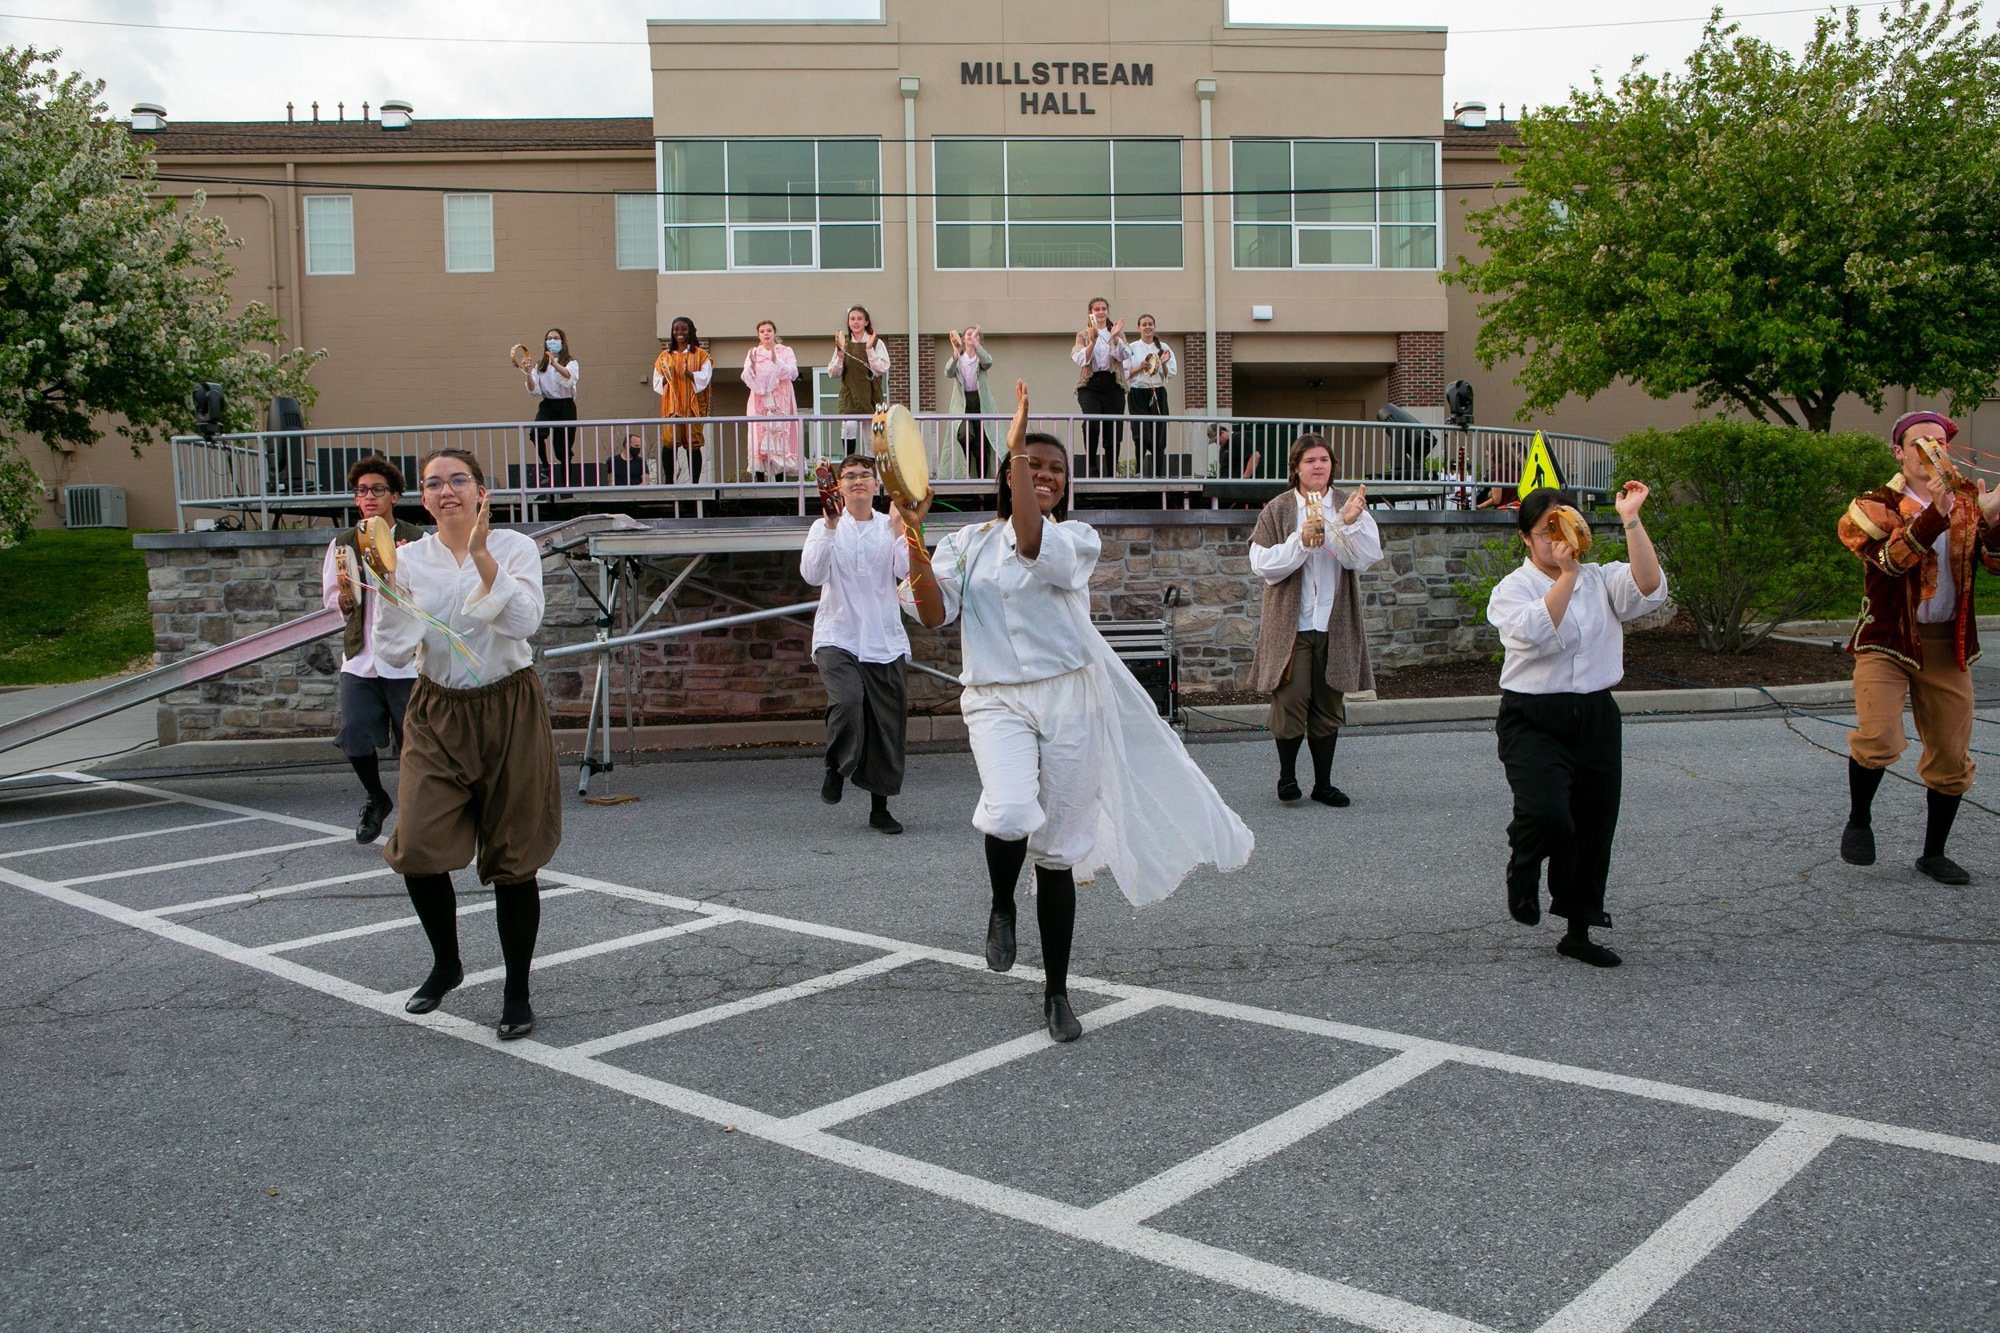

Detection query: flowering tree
xmin=0 ymin=46 xmax=322 ymax=456
xmin=1448 ymin=1 xmax=2000 ymax=432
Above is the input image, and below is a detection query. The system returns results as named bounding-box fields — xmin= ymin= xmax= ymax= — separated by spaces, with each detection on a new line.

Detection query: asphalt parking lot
xmin=2 ymin=711 xmax=1995 ymax=1332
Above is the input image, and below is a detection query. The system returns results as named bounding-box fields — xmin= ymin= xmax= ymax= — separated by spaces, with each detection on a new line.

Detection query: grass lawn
xmin=0 ymin=530 xmax=153 ymax=686
xmin=1808 ymin=580 xmax=2000 ymax=621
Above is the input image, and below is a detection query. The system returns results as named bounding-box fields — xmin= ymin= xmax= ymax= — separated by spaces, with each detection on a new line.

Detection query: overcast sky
xmin=0 ymin=1 xmax=1909 ymax=124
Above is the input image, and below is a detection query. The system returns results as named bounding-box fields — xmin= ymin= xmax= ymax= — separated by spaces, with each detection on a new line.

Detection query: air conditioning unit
xmin=64 ymin=485 xmax=128 ymax=529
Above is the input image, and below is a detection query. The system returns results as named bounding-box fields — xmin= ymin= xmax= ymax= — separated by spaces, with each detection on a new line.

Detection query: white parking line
xmin=569 ymin=949 xmax=923 ymax=1059
xmin=52 ymin=835 xmax=350 ymax=887
xmin=248 ymin=885 xmax=588 ymax=955
xmin=1087 ymin=1049 xmax=1448 ymax=1228
xmin=0 ymin=797 xmax=176 ymax=831
xmin=145 ymin=867 xmax=401 ymax=917
xmin=0 ymin=815 xmax=256 ymax=861
xmin=1536 ymin=1123 xmax=1839 ymax=1333
xmin=0 ymin=780 xmax=100 ymax=806
xmin=781 ymin=995 xmax=1161 ymax=1135
xmin=457 ymin=914 xmax=731 ymax=989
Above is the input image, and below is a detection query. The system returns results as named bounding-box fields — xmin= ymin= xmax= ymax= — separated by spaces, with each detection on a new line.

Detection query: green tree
xmin=1447 ymin=1 xmax=2000 ymax=432
xmin=0 ymin=46 xmax=322 ymax=455
xmin=1615 ymin=421 xmax=1886 ymax=652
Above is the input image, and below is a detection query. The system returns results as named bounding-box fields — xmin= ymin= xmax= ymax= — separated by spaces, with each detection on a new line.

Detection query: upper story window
xmin=1230 ymin=140 xmax=1440 ymax=270
xmin=613 ymin=193 xmax=658 ymax=269
xmin=656 ymin=138 xmax=882 ymax=272
xmin=933 ymin=138 xmax=1182 ymax=270
xmin=443 ymin=194 xmax=494 ymax=273
xmin=303 ymin=195 xmax=354 ymax=276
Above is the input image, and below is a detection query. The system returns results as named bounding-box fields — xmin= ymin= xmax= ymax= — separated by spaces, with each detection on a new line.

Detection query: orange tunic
xmin=653 ymin=347 xmax=713 ymax=449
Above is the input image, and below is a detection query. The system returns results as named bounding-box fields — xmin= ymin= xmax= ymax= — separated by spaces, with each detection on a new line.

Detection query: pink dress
xmin=742 ymin=344 xmax=801 ymax=474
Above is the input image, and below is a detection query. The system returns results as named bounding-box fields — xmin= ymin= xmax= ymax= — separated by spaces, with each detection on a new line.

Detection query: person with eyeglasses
xmin=321 ymin=456 xmax=426 ymax=844
xmin=373 ymin=449 xmax=561 ymax=1041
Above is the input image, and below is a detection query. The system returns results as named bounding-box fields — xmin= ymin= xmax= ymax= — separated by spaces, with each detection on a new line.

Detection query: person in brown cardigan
xmin=1249 ymin=434 xmax=1383 ymax=804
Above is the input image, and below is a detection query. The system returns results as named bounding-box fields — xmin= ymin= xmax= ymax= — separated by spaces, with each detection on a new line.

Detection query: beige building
xmin=22 ymin=0 xmax=1991 ymax=530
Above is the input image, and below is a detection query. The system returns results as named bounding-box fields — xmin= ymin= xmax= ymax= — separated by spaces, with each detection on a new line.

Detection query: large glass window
xmin=933 ymin=138 xmax=1182 ymax=270
xmin=656 ymin=138 xmax=881 ymax=272
xmin=613 ymin=193 xmax=657 ymax=269
xmin=442 ymin=194 xmax=494 ymax=273
xmin=1229 ymin=140 xmax=1441 ymax=270
xmin=303 ymin=195 xmax=354 ymax=276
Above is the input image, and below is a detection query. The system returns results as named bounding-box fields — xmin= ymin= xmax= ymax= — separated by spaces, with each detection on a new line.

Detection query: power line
xmin=0 ymin=2 xmax=1898 ymax=47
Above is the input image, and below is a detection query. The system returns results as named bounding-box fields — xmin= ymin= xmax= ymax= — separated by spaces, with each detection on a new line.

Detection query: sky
xmin=0 ymin=1 xmax=1915 ymax=124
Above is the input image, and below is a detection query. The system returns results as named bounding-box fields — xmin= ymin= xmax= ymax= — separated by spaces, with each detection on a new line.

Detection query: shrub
xmin=0 ymin=440 xmax=42 ymax=548
xmin=1452 ymin=530 xmax=1629 ymax=624
xmin=1614 ymin=421 xmax=1885 ymax=652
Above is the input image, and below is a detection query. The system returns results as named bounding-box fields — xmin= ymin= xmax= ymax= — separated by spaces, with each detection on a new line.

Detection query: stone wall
xmin=137 ymin=509 xmax=1532 ymax=743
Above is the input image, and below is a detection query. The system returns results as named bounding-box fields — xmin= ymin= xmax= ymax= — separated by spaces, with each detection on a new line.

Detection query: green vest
xmin=836 ymin=344 xmax=886 ymax=416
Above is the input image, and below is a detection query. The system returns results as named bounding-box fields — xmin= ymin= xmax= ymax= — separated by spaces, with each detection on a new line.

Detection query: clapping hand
xmin=1339 ymin=485 xmax=1367 ymax=525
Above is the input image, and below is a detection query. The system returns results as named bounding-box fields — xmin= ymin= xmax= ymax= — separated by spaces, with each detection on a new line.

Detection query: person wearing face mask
xmin=742 ymin=319 xmax=801 ymax=480
xmin=1838 ymin=411 xmax=2000 ymax=886
xmin=943 ymin=325 xmax=995 ymax=479
xmin=906 ymin=380 xmax=1252 ymax=1043
xmin=523 ymin=329 xmax=579 ymax=486
xmin=1487 ymin=484 xmax=1664 ymax=968
xmin=828 ymin=305 xmax=891 ymax=450
xmin=1069 ymin=296 xmax=1126 ymax=479
xmin=1122 ymin=315 xmax=1177 ymax=476
xmin=653 ymin=315 xmax=713 ymax=484
xmin=374 ymin=449 xmax=561 ymax=1041
xmin=1249 ymin=435 xmax=1382 ymax=809
xmin=801 ymin=452 xmax=911 ymax=835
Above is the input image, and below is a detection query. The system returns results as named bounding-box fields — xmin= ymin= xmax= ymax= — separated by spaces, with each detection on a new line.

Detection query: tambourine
xmin=357 ymin=514 xmax=397 ymax=576
xmin=814 ymin=460 xmax=842 ymax=522
xmin=872 ymin=404 xmax=931 ymax=509
xmin=508 ymin=343 xmax=533 ymax=370
xmin=1546 ymin=505 xmax=1593 ymax=556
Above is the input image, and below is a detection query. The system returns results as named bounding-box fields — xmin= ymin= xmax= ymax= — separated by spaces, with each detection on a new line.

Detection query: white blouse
xmin=527 ymin=360 xmax=579 ymax=400
xmin=373 ymin=529 xmax=546 ymax=689
xmin=1487 ymin=558 xmax=1670 ymax=695
xmin=916 ymin=518 xmax=1100 ymax=686
xmin=1070 ymin=328 xmax=1125 ymax=376
xmin=825 ymin=339 xmax=892 ymax=382
xmin=1249 ymin=493 xmax=1384 ymax=631
xmin=1123 ymin=340 xmax=1178 ymax=390
xmin=800 ymin=511 xmax=912 ymax=665
xmin=320 ymin=540 xmax=418 ymax=680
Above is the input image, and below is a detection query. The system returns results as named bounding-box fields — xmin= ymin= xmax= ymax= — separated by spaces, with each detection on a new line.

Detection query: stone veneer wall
xmin=137 ymin=510 xmax=1532 ymax=744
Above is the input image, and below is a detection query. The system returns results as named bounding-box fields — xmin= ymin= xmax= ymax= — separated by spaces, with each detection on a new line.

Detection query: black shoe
xmin=985 ymin=910 xmax=1017 ymax=972
xmin=821 ymin=769 xmax=843 ymax=804
xmin=1915 ymin=854 xmax=1971 ymax=885
xmin=1277 ymin=778 xmax=1302 ymax=803
xmin=1044 ymin=993 xmax=1083 ymax=1043
xmin=403 ymin=963 xmax=463 ymax=1014
xmin=356 ymin=795 xmax=391 ymax=845
xmin=868 ymin=807 xmax=904 ymax=835
xmin=497 ymin=996 xmax=535 ymax=1040
xmin=1840 ymin=822 xmax=1876 ymax=866
xmin=1309 ymin=784 xmax=1350 ymax=808
xmin=1557 ymin=936 xmax=1623 ymax=968
xmin=1507 ymin=875 xmax=1541 ymax=926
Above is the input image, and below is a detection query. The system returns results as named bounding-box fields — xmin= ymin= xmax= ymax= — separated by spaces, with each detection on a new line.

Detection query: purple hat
xmin=1891 ymin=411 xmax=1958 ymax=447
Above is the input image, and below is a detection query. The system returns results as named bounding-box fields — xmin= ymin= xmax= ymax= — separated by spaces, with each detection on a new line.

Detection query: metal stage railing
xmin=170 ymin=413 xmax=1612 ymax=531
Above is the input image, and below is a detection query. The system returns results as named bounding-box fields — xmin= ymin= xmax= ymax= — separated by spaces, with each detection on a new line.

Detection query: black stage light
xmin=191 ymin=382 xmax=226 ymax=439
xmin=1445 ymin=379 xmax=1475 ymax=428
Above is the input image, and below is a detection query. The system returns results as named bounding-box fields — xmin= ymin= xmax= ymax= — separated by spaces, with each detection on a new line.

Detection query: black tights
xmin=984 ymin=835 xmax=1075 ymax=997
xmin=350 ymin=754 xmax=387 ymax=804
xmin=404 ymin=873 xmax=541 ymax=1000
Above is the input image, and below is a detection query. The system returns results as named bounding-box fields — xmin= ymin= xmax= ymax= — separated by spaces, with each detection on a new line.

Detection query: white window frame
xmin=614 ymin=192 xmax=660 ymax=270
xmin=654 ymin=138 xmax=884 ymax=275
xmin=442 ymin=193 xmax=494 ymax=274
xmin=302 ymin=194 xmax=355 ymax=276
xmin=930 ymin=138 xmax=1184 ymax=273
xmin=1227 ymin=140 xmax=1443 ymax=272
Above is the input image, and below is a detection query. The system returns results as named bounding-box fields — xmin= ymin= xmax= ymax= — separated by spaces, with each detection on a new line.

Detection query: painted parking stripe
xmin=1086 ymin=1049 xmax=1448 ymax=1227
xmin=0 ymin=797 xmax=177 ymax=832
xmin=456 ymin=914 xmax=732 ymax=989
xmin=1536 ymin=1123 xmax=1838 ymax=1333
xmin=145 ymin=867 xmax=401 ymax=917
xmin=248 ymin=885 xmax=588 ymax=955
xmin=0 ymin=815 xmax=256 ymax=861
xmin=52 ymin=835 xmax=350 ymax=887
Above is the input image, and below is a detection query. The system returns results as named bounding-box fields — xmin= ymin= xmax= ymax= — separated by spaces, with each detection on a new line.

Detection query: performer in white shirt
xmin=374 ymin=448 xmax=561 ymax=1039
xmin=1122 ymin=315 xmax=1178 ymax=476
xmin=827 ymin=306 xmax=892 ymax=449
xmin=801 ymin=452 xmax=912 ymax=834
xmin=522 ymin=327 xmax=579 ymax=485
xmin=320 ymin=455 xmax=424 ymax=844
xmin=1069 ymin=297 xmax=1127 ymax=479
xmin=1486 ymin=484 xmax=1666 ymax=968
xmin=908 ymin=380 xmax=1253 ymax=1043
xmin=1249 ymin=435 xmax=1383 ymax=806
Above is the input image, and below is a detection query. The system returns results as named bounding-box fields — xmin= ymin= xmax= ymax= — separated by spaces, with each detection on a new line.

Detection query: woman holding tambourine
xmin=517 ymin=328 xmax=579 ymax=485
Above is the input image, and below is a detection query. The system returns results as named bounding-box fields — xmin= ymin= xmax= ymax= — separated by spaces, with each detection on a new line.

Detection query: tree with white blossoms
xmin=1447 ymin=1 xmax=2000 ymax=432
xmin=0 ymin=45 xmax=323 ymax=462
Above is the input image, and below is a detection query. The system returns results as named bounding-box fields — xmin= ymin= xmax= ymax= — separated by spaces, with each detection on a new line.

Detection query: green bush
xmin=1614 ymin=421 xmax=1885 ymax=652
xmin=1452 ymin=530 xmax=1629 ymax=627
xmin=0 ymin=440 xmax=41 ymax=547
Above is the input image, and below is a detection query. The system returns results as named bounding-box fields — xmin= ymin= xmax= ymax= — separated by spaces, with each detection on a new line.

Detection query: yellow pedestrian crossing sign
xmin=1517 ymin=431 xmax=1565 ymax=497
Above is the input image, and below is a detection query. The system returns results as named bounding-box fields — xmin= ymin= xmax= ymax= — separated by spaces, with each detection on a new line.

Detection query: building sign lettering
xmin=960 ymin=60 xmax=1155 ymax=116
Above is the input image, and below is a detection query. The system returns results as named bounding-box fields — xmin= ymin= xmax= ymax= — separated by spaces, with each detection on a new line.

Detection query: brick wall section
xmin=882 ymin=334 xmax=912 ymax=413
xmin=1388 ymin=331 xmax=1446 ymax=407
xmin=913 ymin=333 xmax=937 ymax=411
xmin=1179 ymin=333 xmax=1234 ymax=414
xmin=1214 ymin=332 xmax=1235 ymax=411
xmin=140 ymin=513 xmax=1570 ymax=743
